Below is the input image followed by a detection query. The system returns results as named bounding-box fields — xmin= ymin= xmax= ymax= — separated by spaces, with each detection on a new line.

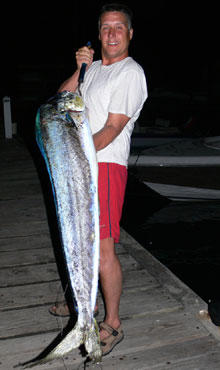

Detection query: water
xmin=121 ymin=173 xmax=220 ymax=303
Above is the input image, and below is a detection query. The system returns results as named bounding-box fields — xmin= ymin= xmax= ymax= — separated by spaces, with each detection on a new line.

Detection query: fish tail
xmin=84 ymin=319 xmax=102 ymax=364
xmin=19 ymin=321 xmax=84 ymax=368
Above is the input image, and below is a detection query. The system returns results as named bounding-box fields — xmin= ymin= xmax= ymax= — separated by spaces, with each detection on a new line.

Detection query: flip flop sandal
xmin=49 ymin=302 xmax=99 ymax=318
xmin=99 ymin=322 xmax=124 ymax=356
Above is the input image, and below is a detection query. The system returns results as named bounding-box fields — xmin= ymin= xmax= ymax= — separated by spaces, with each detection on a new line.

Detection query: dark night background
xmin=1 ymin=1 xmax=220 ymax=140
xmin=1 ymin=1 xmax=220 ymax=303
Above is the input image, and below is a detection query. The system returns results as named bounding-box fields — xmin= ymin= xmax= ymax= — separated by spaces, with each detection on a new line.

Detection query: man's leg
xmin=99 ymin=236 xmax=122 ymax=339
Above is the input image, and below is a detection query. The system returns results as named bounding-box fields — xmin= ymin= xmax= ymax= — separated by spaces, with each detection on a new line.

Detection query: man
xmin=50 ymin=3 xmax=147 ymax=355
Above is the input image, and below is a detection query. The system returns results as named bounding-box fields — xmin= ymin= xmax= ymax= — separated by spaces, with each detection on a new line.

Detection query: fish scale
xmin=20 ymin=91 xmax=101 ymax=368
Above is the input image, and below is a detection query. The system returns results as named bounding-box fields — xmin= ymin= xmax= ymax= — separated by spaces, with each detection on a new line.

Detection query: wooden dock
xmin=1 ymin=137 xmax=220 ymax=369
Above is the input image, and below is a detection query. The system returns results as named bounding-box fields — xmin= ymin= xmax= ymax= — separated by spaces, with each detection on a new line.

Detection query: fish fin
xmin=84 ymin=319 xmax=102 ymax=364
xmin=18 ymin=321 xmax=84 ymax=368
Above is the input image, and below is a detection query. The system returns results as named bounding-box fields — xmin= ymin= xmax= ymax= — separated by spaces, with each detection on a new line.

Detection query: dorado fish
xmin=23 ymin=90 xmax=101 ymax=367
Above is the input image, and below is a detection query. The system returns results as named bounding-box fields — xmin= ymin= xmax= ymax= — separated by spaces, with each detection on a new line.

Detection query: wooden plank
xmin=0 ymin=304 xmax=68 ymax=340
xmin=99 ymin=337 xmax=220 ymax=370
xmin=0 ymin=159 xmax=34 ymax=168
xmin=0 ymin=246 xmax=141 ymax=287
xmin=0 ymin=269 xmax=159 ymax=310
xmin=0 ymin=164 xmax=38 ymax=174
xmin=0 ymin=281 xmax=62 ymax=310
xmin=0 ymin=174 xmax=40 ymax=184
xmin=0 ymin=286 xmax=182 ymax=339
xmin=0 ymin=248 xmax=139 ymax=270
xmin=97 ymin=314 xmax=219 ymax=369
xmin=119 ymin=286 xmax=183 ymax=319
xmin=122 ymin=269 xmax=159 ymax=291
xmin=117 ymin=310 xmax=210 ymax=351
xmin=115 ymin=243 xmax=127 ymax=254
xmin=0 ymin=311 xmax=217 ymax=370
xmin=2 ymin=140 xmax=220 ymax=369
xmin=0 ymin=235 xmax=52 ymax=252
xmin=0 ymin=263 xmax=153 ymax=289
xmin=0 ymin=248 xmax=55 ymax=268
xmin=121 ymin=229 xmax=220 ymax=341
xmin=0 ymin=173 xmax=40 ymax=185
xmin=0 ymin=263 xmax=59 ymax=287
xmin=0 ymin=332 xmax=70 ymax=370
xmin=0 ymin=221 xmax=50 ymax=238
xmin=120 ymin=229 xmax=220 ymax=342
xmin=121 ymin=228 xmax=202 ymax=307
xmin=118 ymin=253 xmax=141 ymax=271
xmin=0 ymin=198 xmax=48 ymax=223
xmin=7 ymin=350 xmax=220 ymax=370
xmin=0 ymin=183 xmax=43 ymax=200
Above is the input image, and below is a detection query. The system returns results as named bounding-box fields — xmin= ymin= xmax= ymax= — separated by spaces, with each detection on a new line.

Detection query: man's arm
xmin=93 ymin=112 xmax=130 ymax=152
xmin=58 ymin=70 xmax=80 ymax=93
xmin=58 ymin=46 xmax=94 ymax=92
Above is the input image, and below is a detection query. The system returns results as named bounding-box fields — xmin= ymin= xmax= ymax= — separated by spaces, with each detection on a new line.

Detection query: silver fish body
xmin=30 ymin=90 xmax=101 ymax=366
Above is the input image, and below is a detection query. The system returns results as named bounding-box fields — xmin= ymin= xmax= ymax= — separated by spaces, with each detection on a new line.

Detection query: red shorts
xmin=98 ymin=163 xmax=127 ymax=243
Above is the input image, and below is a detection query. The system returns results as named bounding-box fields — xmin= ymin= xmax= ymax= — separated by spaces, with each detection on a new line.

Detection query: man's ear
xmin=129 ymin=28 xmax=133 ymax=40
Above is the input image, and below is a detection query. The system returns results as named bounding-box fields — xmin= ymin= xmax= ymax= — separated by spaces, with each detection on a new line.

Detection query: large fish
xmin=23 ymin=90 xmax=101 ymax=367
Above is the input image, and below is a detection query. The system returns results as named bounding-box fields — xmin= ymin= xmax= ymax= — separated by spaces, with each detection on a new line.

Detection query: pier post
xmin=3 ymin=96 xmax=17 ymax=139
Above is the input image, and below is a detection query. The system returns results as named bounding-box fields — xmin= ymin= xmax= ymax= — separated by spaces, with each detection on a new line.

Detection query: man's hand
xmin=75 ymin=46 xmax=95 ymax=70
xmin=58 ymin=45 xmax=94 ymax=92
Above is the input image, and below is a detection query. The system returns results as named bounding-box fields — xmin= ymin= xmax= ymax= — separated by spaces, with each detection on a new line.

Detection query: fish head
xmin=57 ymin=91 xmax=85 ymax=113
xmin=39 ymin=91 xmax=86 ymax=128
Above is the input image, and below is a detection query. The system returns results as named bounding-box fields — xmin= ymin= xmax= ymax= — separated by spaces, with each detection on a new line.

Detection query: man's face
xmin=99 ymin=11 xmax=133 ymax=65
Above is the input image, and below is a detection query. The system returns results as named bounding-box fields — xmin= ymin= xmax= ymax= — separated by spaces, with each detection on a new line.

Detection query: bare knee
xmin=99 ymin=237 xmax=116 ymax=272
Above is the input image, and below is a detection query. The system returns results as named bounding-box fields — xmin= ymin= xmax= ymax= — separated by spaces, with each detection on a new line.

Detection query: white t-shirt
xmin=81 ymin=57 xmax=148 ymax=167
